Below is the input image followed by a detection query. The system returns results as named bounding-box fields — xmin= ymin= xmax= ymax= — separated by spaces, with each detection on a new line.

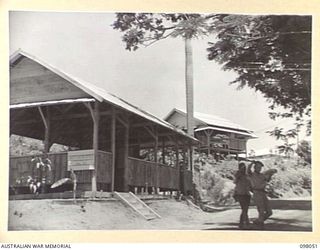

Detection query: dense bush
xmin=193 ymin=153 xmax=237 ymax=205
xmin=193 ymin=153 xmax=311 ymax=205
xmin=10 ymin=135 xmax=69 ymax=156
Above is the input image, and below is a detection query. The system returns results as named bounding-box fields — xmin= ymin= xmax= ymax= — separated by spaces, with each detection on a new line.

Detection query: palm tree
xmin=185 ymin=37 xmax=194 ymax=137
xmin=113 ymin=13 xmax=215 ymax=192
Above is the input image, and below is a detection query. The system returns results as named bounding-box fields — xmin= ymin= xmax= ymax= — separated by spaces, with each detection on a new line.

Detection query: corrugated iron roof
xmin=165 ymin=108 xmax=256 ymax=137
xmin=10 ymin=50 xmax=197 ymax=142
xmin=195 ymin=126 xmax=257 ymax=138
xmin=10 ymin=98 xmax=96 ymax=109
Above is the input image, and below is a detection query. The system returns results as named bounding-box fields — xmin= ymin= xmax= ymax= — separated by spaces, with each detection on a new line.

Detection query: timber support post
xmin=204 ymin=130 xmax=213 ymax=155
xmin=144 ymin=125 xmax=159 ymax=193
xmin=181 ymin=145 xmax=187 ymax=194
xmin=38 ymin=106 xmax=51 ymax=153
xmin=117 ymin=114 xmax=129 ymax=192
xmin=123 ymin=121 xmax=129 ymax=192
xmin=154 ymin=128 xmax=158 ymax=193
xmin=85 ymin=101 xmax=100 ymax=193
xmin=161 ymin=137 xmax=165 ymax=165
xmin=174 ymin=137 xmax=180 ymax=194
xmin=111 ymin=107 xmax=116 ymax=192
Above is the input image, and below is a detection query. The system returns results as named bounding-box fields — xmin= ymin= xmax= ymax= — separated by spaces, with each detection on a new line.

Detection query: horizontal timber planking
xmin=158 ymin=164 xmax=179 ymax=190
xmin=50 ymin=152 xmax=68 ymax=183
xmin=128 ymin=157 xmax=157 ymax=187
xmin=183 ymin=170 xmax=193 ymax=193
xmin=9 ymin=155 xmax=34 ymax=186
xmin=11 ymin=56 xmax=49 ymax=78
xmin=128 ymin=157 xmax=179 ymax=190
xmin=10 ymin=57 xmax=90 ymax=104
xmin=67 ymin=149 xmax=95 ymax=171
xmin=9 ymin=151 xmax=112 ymax=191
xmin=229 ymin=138 xmax=246 ymax=151
xmin=96 ymin=151 xmax=113 ymax=185
xmin=9 ymin=152 xmax=68 ymax=186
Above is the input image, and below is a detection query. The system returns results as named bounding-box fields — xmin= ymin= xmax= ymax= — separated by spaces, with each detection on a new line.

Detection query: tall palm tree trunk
xmin=185 ymin=37 xmax=194 ymax=137
xmin=185 ymin=37 xmax=194 ymax=194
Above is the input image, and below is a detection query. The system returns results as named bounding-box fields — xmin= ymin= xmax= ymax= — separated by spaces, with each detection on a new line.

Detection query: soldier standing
xmin=234 ymin=162 xmax=252 ymax=229
xmin=248 ymin=161 xmax=273 ymax=229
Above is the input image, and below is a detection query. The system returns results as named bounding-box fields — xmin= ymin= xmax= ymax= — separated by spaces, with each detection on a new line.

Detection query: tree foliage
xmin=296 ymin=140 xmax=311 ymax=164
xmin=112 ymin=13 xmax=312 ymax=137
xmin=207 ymin=15 xmax=311 ymax=135
xmin=112 ymin=13 xmax=215 ymax=50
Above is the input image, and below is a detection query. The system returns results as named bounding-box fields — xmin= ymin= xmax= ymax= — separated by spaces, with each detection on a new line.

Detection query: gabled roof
xmin=164 ymin=108 xmax=257 ymax=138
xmin=10 ymin=50 xmax=197 ymax=142
xmin=195 ymin=126 xmax=256 ymax=138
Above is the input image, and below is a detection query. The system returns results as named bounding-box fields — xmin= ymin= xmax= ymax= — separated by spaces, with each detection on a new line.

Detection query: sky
xmin=9 ymin=11 xmax=307 ymax=152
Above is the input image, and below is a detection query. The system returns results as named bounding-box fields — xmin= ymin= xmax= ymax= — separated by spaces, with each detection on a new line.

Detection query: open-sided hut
xmin=9 ymin=50 xmax=197 ymax=195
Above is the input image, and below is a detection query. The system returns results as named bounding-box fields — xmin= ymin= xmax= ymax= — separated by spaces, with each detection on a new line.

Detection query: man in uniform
xmin=248 ymin=161 xmax=273 ymax=228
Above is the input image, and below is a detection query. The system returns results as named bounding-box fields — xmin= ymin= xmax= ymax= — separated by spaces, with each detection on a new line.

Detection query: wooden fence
xmin=10 ymin=152 xmax=189 ymax=193
xmin=128 ymin=157 xmax=183 ymax=191
xmin=9 ymin=151 xmax=112 ymax=191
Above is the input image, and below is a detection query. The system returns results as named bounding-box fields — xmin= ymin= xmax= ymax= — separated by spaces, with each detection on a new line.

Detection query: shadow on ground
xmin=203 ymin=217 xmax=312 ymax=231
xmin=269 ymin=199 xmax=311 ymax=210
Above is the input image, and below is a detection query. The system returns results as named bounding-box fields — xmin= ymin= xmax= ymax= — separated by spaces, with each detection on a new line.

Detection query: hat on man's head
xmin=254 ymin=161 xmax=264 ymax=167
xmin=238 ymin=162 xmax=246 ymax=168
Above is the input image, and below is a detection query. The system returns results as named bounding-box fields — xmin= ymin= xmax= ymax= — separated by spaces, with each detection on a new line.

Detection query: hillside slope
xmin=193 ymin=154 xmax=311 ymax=205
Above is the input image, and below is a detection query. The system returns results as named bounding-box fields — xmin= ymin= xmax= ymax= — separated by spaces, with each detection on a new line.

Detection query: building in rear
xmin=164 ymin=108 xmax=257 ymax=158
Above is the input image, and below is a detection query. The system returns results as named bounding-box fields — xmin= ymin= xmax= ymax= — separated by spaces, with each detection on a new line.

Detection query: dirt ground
xmin=8 ymin=197 xmax=312 ymax=231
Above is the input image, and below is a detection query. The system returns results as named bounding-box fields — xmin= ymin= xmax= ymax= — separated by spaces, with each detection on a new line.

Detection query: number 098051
xmin=300 ymin=244 xmax=318 ymax=248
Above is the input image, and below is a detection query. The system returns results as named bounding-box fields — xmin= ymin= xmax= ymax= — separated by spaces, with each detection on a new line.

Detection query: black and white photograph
xmin=7 ymin=11 xmax=312 ymax=232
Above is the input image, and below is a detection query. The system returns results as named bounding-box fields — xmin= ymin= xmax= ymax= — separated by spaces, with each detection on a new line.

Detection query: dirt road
xmin=8 ymin=198 xmax=312 ymax=231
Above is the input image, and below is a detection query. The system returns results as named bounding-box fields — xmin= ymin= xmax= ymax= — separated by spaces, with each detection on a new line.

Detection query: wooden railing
xmin=182 ymin=170 xmax=193 ymax=193
xmin=128 ymin=157 xmax=180 ymax=190
xmin=9 ymin=152 xmax=68 ymax=187
xmin=10 ymin=152 xmax=189 ymax=192
xmin=96 ymin=151 xmax=113 ymax=189
xmin=9 ymin=150 xmax=112 ymax=191
xmin=229 ymin=138 xmax=246 ymax=151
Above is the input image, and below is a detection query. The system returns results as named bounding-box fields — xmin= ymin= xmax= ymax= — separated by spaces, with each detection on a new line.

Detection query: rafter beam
xmin=37 ymin=106 xmax=48 ymax=130
xmin=37 ymin=106 xmax=51 ymax=152
xmin=144 ymin=125 xmax=157 ymax=139
xmin=116 ymin=115 xmax=129 ymax=128
xmin=130 ymin=121 xmax=154 ymax=128
xmin=11 ymin=109 xmax=116 ymax=126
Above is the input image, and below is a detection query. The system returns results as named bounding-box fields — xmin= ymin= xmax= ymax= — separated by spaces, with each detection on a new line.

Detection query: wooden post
xmin=154 ymin=130 xmax=158 ymax=163
xmin=161 ymin=137 xmax=165 ymax=164
xmin=123 ymin=122 xmax=129 ymax=192
xmin=117 ymin=115 xmax=130 ymax=192
xmin=207 ymin=131 xmax=210 ymax=155
xmin=189 ymin=144 xmax=193 ymax=173
xmin=245 ymin=139 xmax=248 ymax=159
xmin=38 ymin=106 xmax=51 ymax=194
xmin=38 ymin=106 xmax=51 ymax=153
xmin=85 ymin=102 xmax=99 ymax=193
xmin=111 ymin=107 xmax=116 ymax=192
xmin=154 ymin=129 xmax=158 ymax=191
xmin=92 ymin=102 xmax=99 ymax=193
xmin=204 ymin=130 xmax=213 ymax=155
xmin=175 ymin=137 xmax=180 ymax=192
xmin=181 ymin=145 xmax=186 ymax=194
xmin=144 ymin=126 xmax=159 ymax=192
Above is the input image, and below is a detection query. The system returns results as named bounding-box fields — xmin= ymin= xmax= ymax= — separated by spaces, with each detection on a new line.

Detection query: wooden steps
xmin=114 ymin=192 xmax=161 ymax=220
